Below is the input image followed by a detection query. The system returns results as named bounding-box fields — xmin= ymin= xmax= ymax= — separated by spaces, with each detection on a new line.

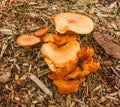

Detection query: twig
xmin=66 ymin=94 xmax=71 ymax=107
xmin=38 ymin=69 xmax=50 ymax=77
xmin=110 ymin=67 xmax=120 ymax=77
xmin=28 ymin=73 xmax=53 ymax=98
xmin=70 ymin=102 xmax=76 ymax=107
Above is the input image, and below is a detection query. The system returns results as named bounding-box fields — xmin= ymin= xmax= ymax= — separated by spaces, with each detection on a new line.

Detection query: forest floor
xmin=0 ymin=0 xmax=120 ymax=107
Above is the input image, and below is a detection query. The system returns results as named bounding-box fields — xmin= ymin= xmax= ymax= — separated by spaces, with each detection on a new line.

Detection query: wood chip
xmin=0 ymin=42 xmax=8 ymax=59
xmin=0 ymin=72 xmax=11 ymax=83
xmin=28 ymin=73 xmax=53 ymax=98
xmin=93 ymin=32 xmax=120 ymax=59
xmin=109 ymin=1 xmax=117 ymax=9
xmin=115 ymin=19 xmax=120 ymax=30
xmin=0 ymin=28 xmax=13 ymax=35
xmin=66 ymin=94 xmax=71 ymax=107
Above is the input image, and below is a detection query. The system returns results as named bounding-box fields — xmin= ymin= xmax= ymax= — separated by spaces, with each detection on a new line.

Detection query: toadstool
xmin=41 ymin=40 xmax=80 ymax=68
xmin=64 ymin=66 xmax=89 ymax=80
xmin=34 ymin=27 xmax=48 ymax=37
xmin=16 ymin=34 xmax=41 ymax=50
xmin=51 ymin=12 xmax=94 ymax=34
xmin=41 ymin=41 xmax=80 ymax=80
xmin=47 ymin=59 xmax=78 ymax=80
xmin=79 ymin=46 xmax=94 ymax=61
xmin=41 ymin=33 xmax=77 ymax=45
xmin=81 ymin=58 xmax=100 ymax=73
xmin=53 ymin=78 xmax=85 ymax=94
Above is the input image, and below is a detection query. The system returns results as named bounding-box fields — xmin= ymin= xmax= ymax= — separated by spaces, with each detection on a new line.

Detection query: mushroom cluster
xmin=16 ymin=12 xmax=100 ymax=94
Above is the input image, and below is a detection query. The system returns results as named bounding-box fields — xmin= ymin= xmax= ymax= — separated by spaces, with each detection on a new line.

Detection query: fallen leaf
xmin=93 ymin=32 xmax=120 ymax=59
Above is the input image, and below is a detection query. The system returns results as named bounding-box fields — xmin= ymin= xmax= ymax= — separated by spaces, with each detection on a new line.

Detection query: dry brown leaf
xmin=93 ymin=32 xmax=120 ymax=59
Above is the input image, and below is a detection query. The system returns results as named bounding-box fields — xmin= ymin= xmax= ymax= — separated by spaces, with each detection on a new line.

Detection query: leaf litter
xmin=0 ymin=0 xmax=120 ymax=107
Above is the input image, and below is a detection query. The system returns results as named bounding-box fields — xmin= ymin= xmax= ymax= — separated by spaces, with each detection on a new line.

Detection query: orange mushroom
xmin=79 ymin=46 xmax=94 ymax=62
xmin=64 ymin=66 xmax=89 ymax=80
xmin=33 ymin=27 xmax=48 ymax=37
xmin=51 ymin=12 xmax=94 ymax=34
xmin=47 ymin=60 xmax=78 ymax=80
xmin=41 ymin=33 xmax=77 ymax=45
xmin=41 ymin=41 xmax=80 ymax=68
xmin=81 ymin=58 xmax=100 ymax=73
xmin=16 ymin=34 xmax=41 ymax=50
xmin=41 ymin=41 xmax=80 ymax=80
xmin=53 ymin=78 xmax=85 ymax=94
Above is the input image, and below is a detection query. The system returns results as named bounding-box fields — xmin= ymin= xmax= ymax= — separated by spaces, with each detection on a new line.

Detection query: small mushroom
xmin=53 ymin=78 xmax=85 ymax=94
xmin=16 ymin=34 xmax=41 ymax=50
xmin=42 ymin=33 xmax=77 ymax=45
xmin=51 ymin=12 xmax=94 ymax=34
xmin=34 ymin=27 xmax=48 ymax=37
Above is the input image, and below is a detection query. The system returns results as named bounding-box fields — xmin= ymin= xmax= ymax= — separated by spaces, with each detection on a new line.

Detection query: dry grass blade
xmin=110 ymin=67 xmax=120 ymax=77
xmin=28 ymin=73 xmax=53 ymax=98
xmin=0 ymin=42 xmax=8 ymax=59
xmin=66 ymin=94 xmax=71 ymax=107
xmin=70 ymin=102 xmax=76 ymax=107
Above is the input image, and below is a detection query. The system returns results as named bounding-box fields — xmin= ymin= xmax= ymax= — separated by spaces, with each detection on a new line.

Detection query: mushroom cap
xmin=51 ymin=12 xmax=94 ymax=34
xmin=64 ymin=66 xmax=90 ymax=80
xmin=41 ymin=40 xmax=80 ymax=67
xmin=54 ymin=78 xmax=85 ymax=94
xmin=41 ymin=33 xmax=57 ymax=43
xmin=47 ymin=59 xmax=78 ymax=80
xmin=16 ymin=34 xmax=41 ymax=46
xmin=34 ymin=27 xmax=48 ymax=37
xmin=81 ymin=58 xmax=100 ymax=73
xmin=42 ymin=33 xmax=77 ymax=45
xmin=79 ymin=46 xmax=94 ymax=61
